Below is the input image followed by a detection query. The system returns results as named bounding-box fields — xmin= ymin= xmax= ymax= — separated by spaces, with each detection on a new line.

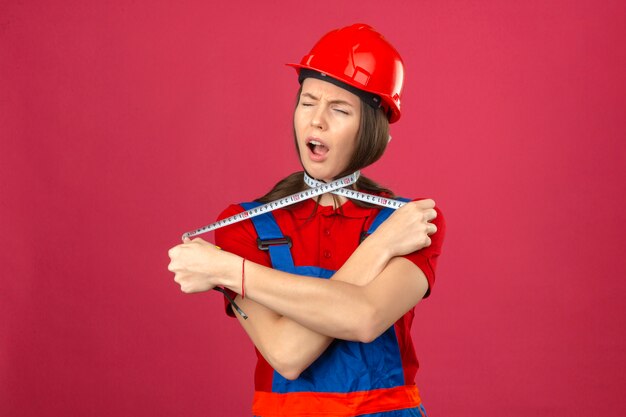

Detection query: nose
xmin=310 ymin=106 xmax=327 ymax=130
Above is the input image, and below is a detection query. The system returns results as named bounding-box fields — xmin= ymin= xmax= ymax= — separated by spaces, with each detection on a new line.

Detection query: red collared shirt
xmin=216 ymin=197 xmax=445 ymax=301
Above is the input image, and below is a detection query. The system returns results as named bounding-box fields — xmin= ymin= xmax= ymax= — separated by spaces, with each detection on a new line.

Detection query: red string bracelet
xmin=241 ymin=258 xmax=246 ymax=299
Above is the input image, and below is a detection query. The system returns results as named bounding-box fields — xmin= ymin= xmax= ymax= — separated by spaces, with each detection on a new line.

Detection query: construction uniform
xmin=215 ymin=197 xmax=445 ymax=417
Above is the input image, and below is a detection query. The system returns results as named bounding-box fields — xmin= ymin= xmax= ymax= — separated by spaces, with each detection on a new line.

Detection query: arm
xmin=210 ymin=246 xmax=429 ymax=342
xmin=169 ymin=199 xmax=440 ymax=377
xmin=227 ymin=233 xmax=395 ymax=380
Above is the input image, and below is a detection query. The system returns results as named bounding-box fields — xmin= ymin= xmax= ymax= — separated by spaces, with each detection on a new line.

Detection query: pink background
xmin=2 ymin=1 xmax=625 ymax=416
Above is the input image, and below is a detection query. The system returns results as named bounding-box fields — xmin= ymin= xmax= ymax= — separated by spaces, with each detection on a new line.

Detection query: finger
xmin=416 ymin=199 xmax=435 ymax=209
xmin=427 ymin=223 xmax=438 ymax=235
xmin=424 ymin=208 xmax=438 ymax=222
xmin=183 ymin=237 xmax=191 ymax=243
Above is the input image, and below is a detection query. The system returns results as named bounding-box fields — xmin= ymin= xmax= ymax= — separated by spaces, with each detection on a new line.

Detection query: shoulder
xmin=409 ymin=197 xmax=445 ymax=226
xmin=401 ymin=198 xmax=446 ymax=297
xmin=214 ymin=203 xmax=257 ymax=243
xmin=398 ymin=197 xmax=446 ymax=255
xmin=217 ymin=203 xmax=249 ymax=220
xmin=214 ymin=202 xmax=273 ymax=265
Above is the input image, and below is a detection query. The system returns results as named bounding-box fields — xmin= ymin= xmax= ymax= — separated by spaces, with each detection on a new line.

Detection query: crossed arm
xmin=227 ymin=236 xmax=428 ymax=379
xmin=168 ymin=199 xmax=438 ymax=379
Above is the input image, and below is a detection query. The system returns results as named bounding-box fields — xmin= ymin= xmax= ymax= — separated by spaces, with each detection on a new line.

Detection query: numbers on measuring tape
xmin=181 ymin=171 xmax=407 ymax=241
xmin=303 ymin=174 xmax=407 ymax=209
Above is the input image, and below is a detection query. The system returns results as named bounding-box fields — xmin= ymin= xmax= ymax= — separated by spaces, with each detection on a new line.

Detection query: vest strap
xmin=365 ymin=197 xmax=411 ymax=235
xmin=240 ymin=202 xmax=296 ymax=272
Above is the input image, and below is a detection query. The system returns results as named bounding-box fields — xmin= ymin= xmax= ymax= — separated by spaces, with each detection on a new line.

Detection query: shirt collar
xmin=292 ymin=197 xmax=376 ymax=220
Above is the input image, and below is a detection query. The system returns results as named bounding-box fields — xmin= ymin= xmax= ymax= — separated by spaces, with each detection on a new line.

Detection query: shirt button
xmin=324 ymin=229 xmax=331 ymax=236
xmin=323 ymin=250 xmax=331 ymax=259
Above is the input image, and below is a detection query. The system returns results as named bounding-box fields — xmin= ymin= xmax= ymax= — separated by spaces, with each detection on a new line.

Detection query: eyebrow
xmin=301 ymin=92 xmax=355 ymax=107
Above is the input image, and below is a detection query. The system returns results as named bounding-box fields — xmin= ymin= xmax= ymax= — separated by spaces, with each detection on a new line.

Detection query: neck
xmin=303 ymin=171 xmax=355 ymax=208
xmin=318 ymin=192 xmax=348 ymax=207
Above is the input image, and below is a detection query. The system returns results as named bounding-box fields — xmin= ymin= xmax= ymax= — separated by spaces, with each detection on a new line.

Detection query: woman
xmin=168 ymin=23 xmax=445 ymax=417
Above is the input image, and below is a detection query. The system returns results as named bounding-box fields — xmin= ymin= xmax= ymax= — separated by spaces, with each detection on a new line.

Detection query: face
xmin=294 ymin=77 xmax=361 ymax=182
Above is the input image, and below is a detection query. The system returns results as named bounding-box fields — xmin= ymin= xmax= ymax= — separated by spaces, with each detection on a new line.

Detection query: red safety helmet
xmin=287 ymin=23 xmax=405 ymax=123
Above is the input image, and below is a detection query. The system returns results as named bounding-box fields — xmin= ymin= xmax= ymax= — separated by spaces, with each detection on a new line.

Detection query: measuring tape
xmin=181 ymin=171 xmax=409 ymax=241
xmin=182 ymin=171 xmax=360 ymax=240
xmin=303 ymin=173 xmax=407 ymax=210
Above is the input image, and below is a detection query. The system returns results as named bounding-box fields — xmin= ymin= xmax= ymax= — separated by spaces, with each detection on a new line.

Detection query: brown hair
xmin=257 ymin=87 xmax=396 ymax=207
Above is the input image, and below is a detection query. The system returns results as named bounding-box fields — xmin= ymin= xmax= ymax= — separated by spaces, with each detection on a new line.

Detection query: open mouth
xmin=307 ymin=139 xmax=329 ymax=156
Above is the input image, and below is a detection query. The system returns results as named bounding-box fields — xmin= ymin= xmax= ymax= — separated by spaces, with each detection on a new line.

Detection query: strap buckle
xmin=257 ymin=236 xmax=292 ymax=251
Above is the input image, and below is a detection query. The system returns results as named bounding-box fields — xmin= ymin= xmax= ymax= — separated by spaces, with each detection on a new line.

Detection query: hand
xmin=168 ymin=237 xmax=226 ymax=293
xmin=369 ymin=199 xmax=438 ymax=258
